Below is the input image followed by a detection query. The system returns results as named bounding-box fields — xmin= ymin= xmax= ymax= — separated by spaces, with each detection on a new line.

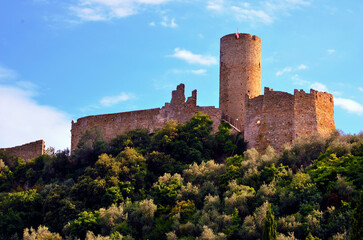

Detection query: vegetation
xmin=0 ymin=113 xmax=362 ymax=240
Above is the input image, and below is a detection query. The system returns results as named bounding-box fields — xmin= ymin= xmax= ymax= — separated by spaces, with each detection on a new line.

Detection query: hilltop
xmin=0 ymin=114 xmax=362 ymax=240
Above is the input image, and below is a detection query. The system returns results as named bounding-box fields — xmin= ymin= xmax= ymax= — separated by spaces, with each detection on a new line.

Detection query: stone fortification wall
xmin=71 ymin=84 xmax=222 ymax=152
xmin=314 ymin=90 xmax=335 ymax=136
xmin=245 ymin=88 xmax=295 ymax=152
xmin=245 ymin=88 xmax=335 ymax=153
xmin=71 ymin=108 xmax=162 ymax=152
xmin=293 ymin=89 xmax=318 ymax=139
xmin=1 ymin=140 xmax=45 ymax=162
xmin=219 ymin=33 xmax=261 ymax=132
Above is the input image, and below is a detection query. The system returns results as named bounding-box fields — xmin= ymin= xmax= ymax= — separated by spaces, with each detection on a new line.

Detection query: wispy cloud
xmin=297 ymin=64 xmax=308 ymax=70
xmin=161 ymin=16 xmax=178 ymax=28
xmin=100 ymin=92 xmax=135 ymax=107
xmin=276 ymin=64 xmax=307 ymax=76
xmin=0 ymin=84 xmax=71 ymax=150
xmin=335 ymin=98 xmax=363 ymax=115
xmin=207 ymin=0 xmax=311 ymax=25
xmin=276 ymin=67 xmax=292 ymax=76
xmin=231 ymin=6 xmax=273 ymax=24
xmin=191 ymin=69 xmax=207 ymax=75
xmin=291 ymin=74 xmax=309 ymax=86
xmin=310 ymin=82 xmax=328 ymax=92
xmin=170 ymin=69 xmax=207 ymax=75
xmin=170 ymin=48 xmax=217 ymax=66
xmin=359 ymin=87 xmax=363 ymax=92
xmin=207 ymin=0 xmax=223 ymax=11
xmin=69 ymin=0 xmax=172 ymax=22
xmin=0 ymin=65 xmax=17 ymax=80
xmin=327 ymin=49 xmax=336 ymax=54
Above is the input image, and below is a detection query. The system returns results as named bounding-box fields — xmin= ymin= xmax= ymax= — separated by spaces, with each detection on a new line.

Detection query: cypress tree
xmin=262 ymin=203 xmax=277 ymax=240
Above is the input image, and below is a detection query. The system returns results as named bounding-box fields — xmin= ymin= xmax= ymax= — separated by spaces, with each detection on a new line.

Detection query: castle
xmin=1 ymin=33 xmax=336 ymax=161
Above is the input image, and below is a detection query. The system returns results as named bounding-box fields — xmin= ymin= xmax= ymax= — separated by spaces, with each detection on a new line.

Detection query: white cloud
xmin=100 ymin=92 xmax=134 ymax=107
xmin=310 ymin=82 xmax=328 ymax=92
xmin=231 ymin=6 xmax=273 ymax=24
xmin=149 ymin=21 xmax=155 ymax=26
xmin=0 ymin=65 xmax=17 ymax=80
xmin=161 ymin=16 xmax=178 ymax=28
xmin=191 ymin=69 xmax=207 ymax=75
xmin=171 ymin=69 xmax=207 ymax=75
xmin=359 ymin=87 xmax=363 ymax=92
xmin=70 ymin=0 xmax=172 ymax=22
xmin=291 ymin=74 xmax=309 ymax=86
xmin=327 ymin=49 xmax=336 ymax=54
xmin=276 ymin=67 xmax=292 ymax=76
xmin=207 ymin=0 xmax=224 ymax=11
xmin=69 ymin=6 xmax=110 ymax=21
xmin=170 ymin=48 xmax=217 ymax=66
xmin=276 ymin=64 xmax=308 ymax=76
xmin=298 ymin=64 xmax=308 ymax=70
xmin=0 ymin=85 xmax=71 ymax=150
xmin=207 ymin=0 xmax=311 ymax=25
xmin=335 ymin=98 xmax=363 ymax=115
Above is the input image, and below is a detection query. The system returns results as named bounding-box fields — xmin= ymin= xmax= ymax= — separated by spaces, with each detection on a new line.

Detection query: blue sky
xmin=0 ymin=0 xmax=362 ymax=150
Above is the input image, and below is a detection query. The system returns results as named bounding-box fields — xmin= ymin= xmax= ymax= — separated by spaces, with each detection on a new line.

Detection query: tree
xmin=72 ymin=127 xmax=109 ymax=169
xmin=116 ymin=147 xmax=147 ymax=192
xmin=0 ymin=189 xmax=42 ymax=238
xmin=262 ymin=203 xmax=277 ymax=240
xmin=351 ymin=192 xmax=363 ymax=240
xmin=109 ymin=129 xmax=151 ymax=156
xmin=23 ymin=225 xmax=62 ymax=240
xmin=65 ymin=210 xmax=101 ymax=239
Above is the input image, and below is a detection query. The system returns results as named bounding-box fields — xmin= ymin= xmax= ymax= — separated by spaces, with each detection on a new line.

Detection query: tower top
xmin=221 ymin=33 xmax=261 ymax=42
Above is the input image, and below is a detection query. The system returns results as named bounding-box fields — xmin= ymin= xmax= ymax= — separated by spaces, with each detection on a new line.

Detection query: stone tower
xmin=219 ymin=33 xmax=261 ymax=131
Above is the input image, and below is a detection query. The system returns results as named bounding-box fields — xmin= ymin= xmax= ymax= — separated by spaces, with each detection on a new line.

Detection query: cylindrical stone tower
xmin=219 ymin=33 xmax=261 ymax=132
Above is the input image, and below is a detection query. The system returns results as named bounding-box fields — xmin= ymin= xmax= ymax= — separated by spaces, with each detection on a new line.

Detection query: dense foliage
xmin=0 ymin=113 xmax=362 ymax=240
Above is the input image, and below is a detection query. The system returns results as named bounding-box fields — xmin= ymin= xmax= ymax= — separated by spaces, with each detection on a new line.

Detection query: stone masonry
xmin=220 ymin=33 xmax=261 ymax=132
xmin=2 ymin=32 xmax=336 ymax=158
xmin=71 ymin=84 xmax=221 ymax=152
xmin=71 ymin=32 xmax=335 ymax=153
xmin=244 ymin=88 xmax=335 ymax=152
xmin=0 ymin=140 xmax=45 ymax=162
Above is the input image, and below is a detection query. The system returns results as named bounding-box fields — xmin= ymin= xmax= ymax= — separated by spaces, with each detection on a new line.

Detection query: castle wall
xmin=71 ymin=84 xmax=222 ymax=152
xmin=293 ymin=89 xmax=318 ymax=139
xmin=314 ymin=90 xmax=335 ymax=136
xmin=245 ymin=88 xmax=335 ymax=153
xmin=260 ymin=88 xmax=295 ymax=152
xmin=219 ymin=33 xmax=261 ymax=132
xmin=70 ymin=33 xmax=335 ymax=155
xmin=245 ymin=88 xmax=294 ymax=152
xmin=0 ymin=140 xmax=45 ymax=162
xmin=244 ymin=95 xmax=264 ymax=150
xmin=71 ymin=108 xmax=162 ymax=152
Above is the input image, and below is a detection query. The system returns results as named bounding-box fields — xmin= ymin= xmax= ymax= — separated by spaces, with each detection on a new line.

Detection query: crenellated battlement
xmin=221 ymin=33 xmax=261 ymax=42
xmin=244 ymin=86 xmax=335 ymax=153
xmin=2 ymin=33 xmax=335 ymax=157
xmin=70 ymin=33 xmax=335 ymax=154
xmin=71 ymin=84 xmax=221 ymax=152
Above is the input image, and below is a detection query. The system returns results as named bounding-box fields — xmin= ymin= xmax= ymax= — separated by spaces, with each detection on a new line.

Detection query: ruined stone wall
xmin=245 ymin=88 xmax=294 ymax=152
xmin=245 ymin=88 xmax=336 ymax=153
xmin=1 ymin=140 xmax=45 ymax=162
xmin=314 ymin=90 xmax=335 ymax=136
xmin=293 ymin=89 xmax=318 ymax=140
xmin=71 ymin=108 xmax=162 ymax=152
xmin=71 ymin=84 xmax=222 ymax=152
xmin=244 ymin=95 xmax=264 ymax=150
xmin=219 ymin=33 xmax=261 ymax=132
